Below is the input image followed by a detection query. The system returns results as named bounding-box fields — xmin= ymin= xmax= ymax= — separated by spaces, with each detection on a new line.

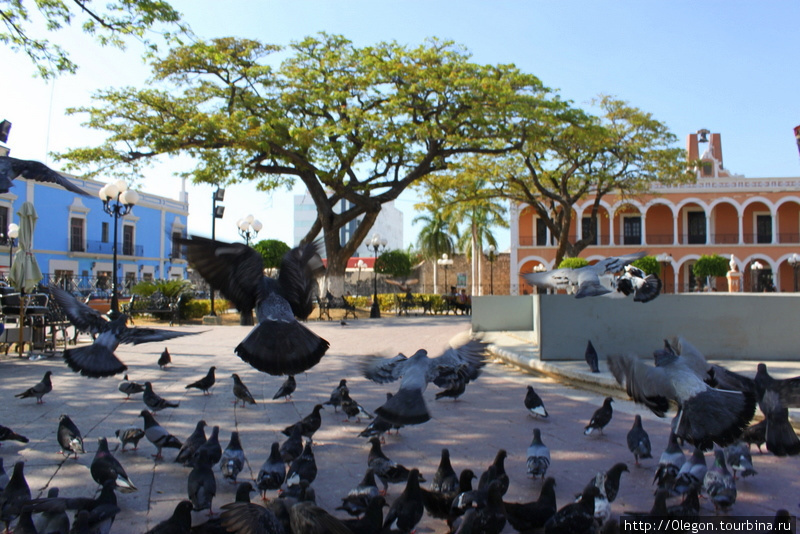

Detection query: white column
xmin=738 ymin=214 xmax=744 ymax=245
xmin=673 ymin=214 xmax=679 ymax=246
xmin=640 ymin=213 xmax=647 ymax=246
xmin=608 ymin=214 xmax=616 ymax=246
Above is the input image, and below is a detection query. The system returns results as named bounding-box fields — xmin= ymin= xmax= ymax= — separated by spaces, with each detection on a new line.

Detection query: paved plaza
xmin=0 ymin=315 xmax=798 ymax=533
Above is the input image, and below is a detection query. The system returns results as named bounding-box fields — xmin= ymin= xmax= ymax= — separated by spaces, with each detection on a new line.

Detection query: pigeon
xmin=14 ymin=508 xmax=37 ymax=534
xmin=337 ymin=467 xmax=380 ymax=517
xmin=702 ymin=449 xmax=737 ymax=513
xmin=0 ymin=156 xmax=92 ymax=196
xmin=194 ymin=425 xmax=222 ymax=466
xmin=340 ymin=494 xmax=387 ymax=534
xmin=288 ymin=500 xmax=352 ymax=533
xmin=57 ymin=414 xmax=85 ymax=459
xmin=115 ymin=427 xmax=145 ymax=452
xmin=581 ymin=472 xmax=610 ymax=525
xmin=324 ymin=379 xmax=348 ymax=412
xmin=433 ymin=358 xmax=482 ymax=401
xmin=431 ymin=448 xmax=458 ymax=493
xmin=0 ymin=459 xmax=8 ymax=491
xmin=522 ymin=252 xmax=662 ymax=302
xmin=139 ymin=410 xmax=183 ymax=460
xmin=15 ymin=370 xmax=53 ymax=403
xmin=584 ymin=397 xmax=613 ymax=435
xmin=723 ymin=440 xmax=757 ymax=479
xmin=49 ymin=285 xmax=199 ymax=378
xmin=286 ymin=439 xmax=317 ymax=487
xmin=185 ymin=366 xmax=216 ymax=395
xmin=0 ymin=461 xmax=31 ymax=532
xmin=231 ymin=373 xmax=256 ymax=407
xmin=361 ymin=339 xmax=487 ymax=426
xmin=218 ymin=499 xmax=285 ymax=534
xmin=627 ymin=415 xmax=652 ymax=466
xmin=272 ymin=375 xmax=296 ymax=401
xmin=526 ymin=428 xmax=551 ymax=479
xmin=282 ymin=404 xmax=324 ymax=439
xmin=257 ymin=442 xmax=286 ymax=499
xmin=177 ymin=236 xmax=329 ymax=375
xmin=144 ymin=381 xmax=180 ymax=412
xmin=220 ymin=431 xmax=246 ymax=483
xmin=524 ymin=385 xmax=548 ymax=418
xmin=654 ymin=431 xmax=686 ymax=490
xmin=667 ymin=486 xmax=701 ymax=519
xmin=447 ymin=469 xmax=483 ymax=527
xmin=32 ymin=488 xmax=70 ymax=534
xmin=464 ymin=480 xmax=507 ymax=534
xmin=188 ymin=448 xmax=217 ymax=515
xmin=279 ymin=424 xmax=304 ymax=464
xmin=383 ymin=468 xmax=424 ymax=533
xmin=90 ymin=437 xmax=137 ymax=492
xmin=543 ymin=485 xmax=599 ymax=534
xmin=608 ymin=347 xmax=756 ymax=449
xmin=741 ymin=419 xmax=767 ymax=453
xmin=118 ymin=373 xmax=145 ymax=399
xmin=367 ymin=437 xmax=417 ymax=494
xmin=417 ymin=468 xmax=472 ymax=522
xmin=585 ymin=340 xmax=600 ymax=373
xmin=175 ymin=420 xmax=207 ymax=466
xmin=504 ymin=476 xmax=558 ymax=533
xmin=478 ymin=449 xmax=509 ymax=497
xmin=158 ymin=347 xmax=171 ymax=369
xmin=0 ymin=424 xmax=29 ymax=445
xmin=143 ymin=500 xmax=193 ymax=534
xmin=24 ymin=481 xmax=119 ymax=532
xmin=672 ymin=447 xmax=707 ymax=496
xmin=341 ymin=390 xmax=374 ymax=423
xmin=587 ymin=462 xmax=628 ymax=504
xmin=753 ymin=363 xmax=800 ymax=456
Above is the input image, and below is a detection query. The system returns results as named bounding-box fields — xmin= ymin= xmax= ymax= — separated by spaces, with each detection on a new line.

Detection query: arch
xmin=740 ymin=196 xmax=776 ymax=214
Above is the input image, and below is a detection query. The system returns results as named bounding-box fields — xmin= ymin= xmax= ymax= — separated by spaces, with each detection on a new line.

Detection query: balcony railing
xmin=82 ymin=240 xmax=144 ymax=256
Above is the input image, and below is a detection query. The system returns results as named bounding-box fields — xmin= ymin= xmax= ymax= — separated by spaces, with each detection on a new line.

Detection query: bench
xmin=317 ymin=294 xmax=358 ymax=321
xmin=442 ymin=294 xmax=472 ymax=315
xmin=124 ymin=293 xmax=185 ymax=326
xmin=395 ymin=294 xmax=432 ymax=316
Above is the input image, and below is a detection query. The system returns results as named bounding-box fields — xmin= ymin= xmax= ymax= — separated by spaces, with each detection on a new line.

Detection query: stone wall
xmin=414 ymin=252 xmax=511 ymax=296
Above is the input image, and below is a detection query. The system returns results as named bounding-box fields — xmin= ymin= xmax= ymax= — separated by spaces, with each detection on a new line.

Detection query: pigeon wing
xmin=592 ymin=252 xmax=647 ymax=275
xmin=607 ymin=353 xmax=675 ymax=417
xmin=277 ymin=241 xmax=325 ymax=320
xmin=119 ymin=327 xmax=199 ymax=346
xmin=361 ymin=353 xmax=409 ymax=384
xmin=48 ymin=285 xmax=109 ymax=335
xmin=521 ymin=268 xmax=575 ymax=291
xmin=426 ymin=339 xmax=487 ymax=384
xmin=0 ymin=156 xmax=92 ymax=196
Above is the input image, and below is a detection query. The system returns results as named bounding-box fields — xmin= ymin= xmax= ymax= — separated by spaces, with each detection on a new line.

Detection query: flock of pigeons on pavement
xmin=0 ymin=156 xmax=797 ymax=533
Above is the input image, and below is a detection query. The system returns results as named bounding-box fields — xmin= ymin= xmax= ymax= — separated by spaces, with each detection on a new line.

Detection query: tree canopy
xmin=56 ymin=33 xmax=551 ymax=292
xmin=253 ymin=239 xmax=291 ymax=270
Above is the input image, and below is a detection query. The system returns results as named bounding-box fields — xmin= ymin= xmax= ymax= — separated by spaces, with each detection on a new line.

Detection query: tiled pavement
xmin=0 ymin=315 xmax=797 ymax=533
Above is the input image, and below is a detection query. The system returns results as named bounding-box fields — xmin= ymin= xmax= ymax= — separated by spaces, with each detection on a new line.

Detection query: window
xmin=536 ymin=219 xmax=548 ymax=246
xmin=756 ymin=215 xmax=772 ymax=244
xmin=122 ymin=225 xmax=134 ymax=256
xmin=101 ymin=222 xmax=109 ymax=243
xmin=582 ymin=216 xmax=597 ymax=245
xmin=70 ymin=217 xmax=85 ymax=252
xmin=623 ymin=216 xmax=641 ymax=245
xmin=687 ymin=211 xmax=706 ymax=244
xmin=171 ymin=231 xmax=182 ymax=259
xmin=0 ymin=206 xmax=8 ymax=243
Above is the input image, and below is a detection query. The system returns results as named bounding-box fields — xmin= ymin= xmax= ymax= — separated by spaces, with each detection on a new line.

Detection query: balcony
xmin=84 ymin=240 xmax=144 ymax=256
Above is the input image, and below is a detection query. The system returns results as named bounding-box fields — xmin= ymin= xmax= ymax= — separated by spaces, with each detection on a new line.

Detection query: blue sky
xmin=2 ymin=1 xmax=799 ymax=251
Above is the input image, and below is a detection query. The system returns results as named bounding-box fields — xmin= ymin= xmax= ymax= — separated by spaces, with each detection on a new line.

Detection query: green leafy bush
xmin=375 ymin=250 xmax=413 ymax=277
xmin=181 ymin=298 xmax=232 ymax=319
xmin=558 ymin=257 xmax=589 ymax=269
xmin=632 ymin=255 xmax=660 ymax=275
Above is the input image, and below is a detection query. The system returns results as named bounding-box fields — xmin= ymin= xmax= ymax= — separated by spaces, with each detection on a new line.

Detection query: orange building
xmin=511 ymin=130 xmax=800 ymax=294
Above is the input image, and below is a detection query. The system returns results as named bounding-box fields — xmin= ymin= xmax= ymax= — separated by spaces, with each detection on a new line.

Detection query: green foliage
xmin=182 ymin=298 xmax=232 ymax=319
xmin=131 ymin=278 xmax=192 ymax=298
xmin=693 ymin=254 xmax=729 ymax=278
xmin=558 ymin=257 xmax=589 ymax=269
xmin=253 ymin=239 xmax=291 ymax=269
xmin=375 ymin=250 xmax=412 ymax=277
xmin=632 ymin=256 xmax=660 ymax=276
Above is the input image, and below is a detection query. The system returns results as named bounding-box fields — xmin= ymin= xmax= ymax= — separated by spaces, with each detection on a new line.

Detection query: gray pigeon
xmin=585 ymin=340 xmax=600 ymax=373
xmin=49 ymin=285 xmax=198 ymax=378
xmin=431 ymin=449 xmax=458 ymax=494
xmin=139 ymin=410 xmax=182 ymax=460
xmin=753 ymin=363 xmax=800 ymax=456
xmin=118 ymin=373 xmax=145 ymax=399
xmin=257 ymin=442 xmax=286 ymax=499
xmin=0 ymin=156 xmax=92 ymax=196
xmin=144 ymin=500 xmax=193 ymax=534
xmin=32 ymin=487 xmax=70 ymax=534
xmin=115 ymin=427 xmax=146 ymax=452
xmin=232 ymin=373 xmax=257 ymax=407
xmin=522 ymin=252 xmax=662 ymax=302
xmin=608 ymin=347 xmax=755 ymax=450
xmin=177 ymin=236 xmax=329 ymax=376
xmin=672 ymin=447 xmax=707 ymax=496
xmin=723 ymin=440 xmax=757 ymax=479
xmin=143 ymin=381 xmax=180 ymax=412
xmin=272 ymin=375 xmax=296 ymax=401
xmin=361 ymin=339 xmax=487 ymax=426
xmin=286 ymin=440 xmax=317 ymax=487
xmin=57 ymin=414 xmax=85 ymax=459
xmin=188 ymin=449 xmax=217 ymax=514
xmin=626 ymin=415 xmax=652 ymax=466
xmin=584 ymin=397 xmax=613 ymax=436
xmin=185 ymin=366 xmax=216 ymax=395
xmin=194 ymin=425 xmax=222 ymax=465
xmin=654 ymin=431 xmax=685 ymax=490
xmin=526 ymin=428 xmax=550 ymax=479
xmin=175 ymin=420 xmax=207 ymax=466
xmin=0 ymin=461 xmax=31 ymax=532
xmin=220 ymin=431 xmax=246 ymax=483
xmin=337 ymin=468 xmax=380 ymax=517
xmin=90 ymin=437 xmax=137 ymax=493
xmin=158 ymin=347 xmax=171 ymax=369
xmin=324 ymin=379 xmax=348 ymax=412
xmin=702 ymin=449 xmax=736 ymax=513
xmin=0 ymin=424 xmax=29 ymax=446
xmin=14 ymin=370 xmax=53 ymax=404
xmin=524 ymin=385 xmax=548 ymax=418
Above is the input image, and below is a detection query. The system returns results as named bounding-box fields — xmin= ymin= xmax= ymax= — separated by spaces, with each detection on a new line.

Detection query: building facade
xmin=0 ymin=172 xmax=189 ymax=294
xmin=511 ymin=131 xmax=800 ymax=295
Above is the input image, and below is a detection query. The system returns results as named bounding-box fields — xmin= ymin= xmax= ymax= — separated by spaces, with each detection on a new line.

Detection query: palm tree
xmin=452 ymin=199 xmax=506 ymax=296
xmin=414 ymin=211 xmax=456 ymax=294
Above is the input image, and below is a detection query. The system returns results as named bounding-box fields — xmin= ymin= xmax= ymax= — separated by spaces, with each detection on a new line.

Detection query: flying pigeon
xmin=504 ymin=476 xmax=558 ymax=533
xmin=286 ymin=439 xmax=317 ymax=487
xmin=193 ymin=426 xmax=222 ymax=466
xmin=672 ymin=447 xmax=707 ymax=497
xmin=175 ymin=420 xmax=207 ymax=466
xmin=143 ymin=500 xmax=193 ymax=534
xmin=702 ymin=449 xmax=737 ymax=513
xmin=0 ymin=156 xmax=92 ymax=196
xmin=177 ymin=236 xmax=329 ymax=376
xmin=115 ymin=427 xmax=145 ymax=452
xmin=524 ymin=385 xmax=548 ymax=418
xmin=585 ymin=340 xmax=600 ymax=373
xmin=527 ymin=428 xmax=551 ymax=479
xmin=143 ymin=381 xmax=180 ymax=412
xmin=522 ymin=251 xmax=662 ymax=302
xmin=324 ymin=379 xmax=348 ymax=412
xmin=0 ymin=425 xmax=29 ymax=445
xmin=139 ymin=410 xmax=183 ymax=460
xmin=188 ymin=449 xmax=217 ymax=515
xmin=220 ymin=432 xmax=247 ymax=484
xmin=608 ymin=346 xmax=756 ymax=449
xmin=753 ymin=363 xmax=800 ymax=456
xmin=185 ymin=366 xmax=216 ymax=395
xmin=49 ymin=285 xmax=199 ymax=378
xmin=118 ymin=373 xmax=145 ymax=399
xmin=584 ymin=397 xmax=613 ymax=436
xmin=383 ymin=468 xmax=424 ymax=533
xmin=627 ymin=415 xmax=652 ymax=466
xmin=257 ymin=442 xmax=286 ymax=499
xmin=360 ymin=339 xmax=487 ymax=426
xmin=90 ymin=437 xmax=137 ymax=492
xmin=654 ymin=431 xmax=686 ymax=490
xmin=282 ymin=404 xmax=324 ymax=439
xmin=14 ymin=371 xmax=52 ymax=403
xmin=272 ymin=374 xmax=297 ymax=401
xmin=723 ymin=440 xmax=757 ymax=479
xmin=232 ymin=373 xmax=256 ymax=407
xmin=57 ymin=414 xmax=85 ymax=459
xmin=158 ymin=347 xmax=171 ymax=369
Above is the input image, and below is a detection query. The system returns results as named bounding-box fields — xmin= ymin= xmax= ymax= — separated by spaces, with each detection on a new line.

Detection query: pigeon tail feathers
xmin=235 ymin=319 xmax=329 ymax=376
xmin=63 ymin=344 xmax=127 ymax=378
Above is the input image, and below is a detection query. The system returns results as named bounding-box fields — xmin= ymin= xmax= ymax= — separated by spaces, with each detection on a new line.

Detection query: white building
xmin=293 ymin=194 xmax=404 ymax=257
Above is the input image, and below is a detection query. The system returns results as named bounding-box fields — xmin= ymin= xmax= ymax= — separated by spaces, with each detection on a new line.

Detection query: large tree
xmin=1 ymin=0 xmax=186 ymax=78
xmin=57 ymin=34 xmax=552 ymax=294
xmin=413 ymin=210 xmax=456 ymax=293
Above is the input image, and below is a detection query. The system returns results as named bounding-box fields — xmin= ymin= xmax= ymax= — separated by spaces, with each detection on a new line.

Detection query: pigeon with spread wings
xmin=49 ymin=285 xmax=199 ymax=378
xmin=178 ymin=235 xmax=329 ymax=376
xmin=522 ymin=251 xmax=662 ymax=302
xmin=361 ymin=339 xmax=487 ymax=426
xmin=0 ymin=156 xmax=92 ymax=196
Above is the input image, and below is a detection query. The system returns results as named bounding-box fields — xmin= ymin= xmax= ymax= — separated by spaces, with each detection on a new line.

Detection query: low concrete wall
xmin=471 ymin=296 xmax=534 ymax=332
xmin=473 ymin=293 xmax=800 ymax=361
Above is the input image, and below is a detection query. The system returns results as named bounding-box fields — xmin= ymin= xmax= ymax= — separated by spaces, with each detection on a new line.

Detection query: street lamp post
xmin=209 ymin=188 xmax=225 ymax=316
xmin=437 ymin=253 xmax=453 ymax=293
xmin=655 ymin=252 xmax=673 ymax=294
xmin=356 ymin=259 xmax=367 ymax=297
xmin=237 ymin=214 xmax=262 ymax=246
xmin=751 ymin=260 xmax=764 ymax=293
xmin=7 ymin=223 xmax=18 ymax=273
xmin=99 ymin=179 xmax=139 ymax=319
xmin=486 ymin=245 xmax=496 ymax=295
xmin=367 ymin=234 xmax=387 ymax=318
xmin=789 ymin=254 xmax=800 ymax=292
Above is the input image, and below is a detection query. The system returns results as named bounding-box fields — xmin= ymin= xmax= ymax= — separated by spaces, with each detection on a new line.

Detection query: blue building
xmin=0 ymin=173 xmax=189 ymax=295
